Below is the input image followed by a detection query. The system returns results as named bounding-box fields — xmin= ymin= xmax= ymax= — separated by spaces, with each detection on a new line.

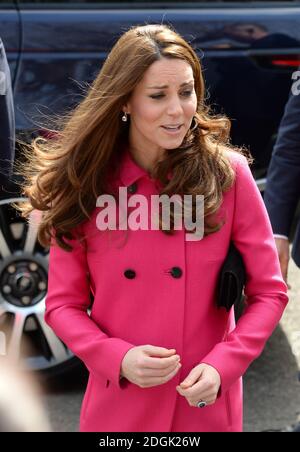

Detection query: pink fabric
xmin=45 ymin=148 xmax=288 ymax=432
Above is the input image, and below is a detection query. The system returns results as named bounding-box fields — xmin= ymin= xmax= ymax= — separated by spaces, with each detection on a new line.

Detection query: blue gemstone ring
xmin=197 ymin=400 xmax=207 ymax=408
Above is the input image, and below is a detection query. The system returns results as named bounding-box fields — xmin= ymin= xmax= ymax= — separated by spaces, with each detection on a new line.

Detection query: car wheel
xmin=0 ymin=197 xmax=80 ymax=378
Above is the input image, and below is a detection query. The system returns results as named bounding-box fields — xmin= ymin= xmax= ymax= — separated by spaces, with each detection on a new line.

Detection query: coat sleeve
xmin=44 ymin=231 xmax=135 ymax=389
xmin=264 ymin=90 xmax=300 ymax=236
xmin=201 ymin=154 xmax=289 ymax=394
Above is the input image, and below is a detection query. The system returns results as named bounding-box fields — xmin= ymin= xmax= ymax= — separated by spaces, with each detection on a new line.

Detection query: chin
xmin=163 ymin=140 xmax=184 ymax=149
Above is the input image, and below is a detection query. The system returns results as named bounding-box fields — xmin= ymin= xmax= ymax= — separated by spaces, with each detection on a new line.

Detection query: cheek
xmin=185 ymin=96 xmax=198 ymax=116
xmin=134 ymin=101 xmax=163 ymax=126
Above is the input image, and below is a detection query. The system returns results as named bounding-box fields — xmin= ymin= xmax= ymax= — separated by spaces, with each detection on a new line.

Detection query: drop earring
xmin=122 ymin=112 xmax=128 ymax=122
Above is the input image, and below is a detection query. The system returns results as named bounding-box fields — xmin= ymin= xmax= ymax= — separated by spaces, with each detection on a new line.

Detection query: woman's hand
xmin=274 ymin=237 xmax=291 ymax=288
xmin=176 ymin=363 xmax=221 ymax=407
xmin=120 ymin=344 xmax=181 ymax=388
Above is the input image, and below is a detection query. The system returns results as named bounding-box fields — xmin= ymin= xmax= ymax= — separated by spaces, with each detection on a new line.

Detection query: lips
xmin=161 ymin=125 xmax=183 ymax=131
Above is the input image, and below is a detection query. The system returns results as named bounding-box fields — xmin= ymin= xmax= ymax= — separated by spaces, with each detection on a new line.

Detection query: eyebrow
xmin=146 ymin=80 xmax=194 ymax=89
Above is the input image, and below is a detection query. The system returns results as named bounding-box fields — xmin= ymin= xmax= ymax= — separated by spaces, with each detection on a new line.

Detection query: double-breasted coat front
xmin=45 ymin=146 xmax=288 ymax=432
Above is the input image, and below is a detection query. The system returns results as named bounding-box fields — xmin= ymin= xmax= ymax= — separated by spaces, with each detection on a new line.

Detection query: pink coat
xmin=45 ymin=147 xmax=288 ymax=432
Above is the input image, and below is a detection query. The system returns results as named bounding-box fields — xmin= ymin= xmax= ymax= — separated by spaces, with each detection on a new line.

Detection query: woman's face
xmin=123 ymin=58 xmax=198 ymax=159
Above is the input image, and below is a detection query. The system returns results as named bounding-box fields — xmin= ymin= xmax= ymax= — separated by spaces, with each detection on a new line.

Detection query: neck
xmin=129 ymin=145 xmax=164 ymax=176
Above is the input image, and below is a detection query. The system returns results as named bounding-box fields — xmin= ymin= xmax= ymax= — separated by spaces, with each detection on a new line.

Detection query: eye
xmin=181 ymin=91 xmax=193 ymax=97
xmin=149 ymin=91 xmax=193 ymax=100
xmin=150 ymin=94 xmax=164 ymax=99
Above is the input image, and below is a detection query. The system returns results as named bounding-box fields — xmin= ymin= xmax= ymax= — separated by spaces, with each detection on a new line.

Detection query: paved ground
xmin=41 ymin=252 xmax=300 ymax=432
xmin=244 ymin=253 xmax=300 ymax=432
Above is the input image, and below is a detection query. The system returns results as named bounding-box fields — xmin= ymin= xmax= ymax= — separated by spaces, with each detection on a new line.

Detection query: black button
xmin=128 ymin=182 xmax=138 ymax=194
xmin=124 ymin=269 xmax=136 ymax=279
xmin=170 ymin=267 xmax=182 ymax=278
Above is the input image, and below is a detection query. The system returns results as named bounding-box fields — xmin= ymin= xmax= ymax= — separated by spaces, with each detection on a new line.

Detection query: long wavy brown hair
xmin=17 ymin=23 xmax=251 ymax=251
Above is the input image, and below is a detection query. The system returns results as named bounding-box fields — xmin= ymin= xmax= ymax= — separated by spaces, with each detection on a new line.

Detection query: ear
xmin=122 ymin=102 xmax=131 ymax=115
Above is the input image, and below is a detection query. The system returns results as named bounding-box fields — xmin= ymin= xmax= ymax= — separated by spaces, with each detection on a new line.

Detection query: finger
xmin=176 ymin=385 xmax=185 ymax=396
xmin=192 ymin=398 xmax=216 ymax=408
xmin=147 ymin=363 xmax=181 ymax=386
xmin=279 ymin=250 xmax=289 ymax=271
xmin=283 ymin=270 xmax=291 ymax=289
xmin=140 ymin=363 xmax=181 ymax=387
xmin=179 ymin=365 xmax=205 ymax=388
xmin=205 ymin=399 xmax=216 ymax=406
xmin=140 ymin=361 xmax=182 ymax=377
xmin=281 ymin=262 xmax=288 ymax=281
xmin=177 ymin=379 xmax=210 ymax=396
xmin=191 ymin=391 xmax=217 ymax=405
xmin=143 ymin=354 xmax=180 ymax=369
xmin=144 ymin=345 xmax=176 ymax=357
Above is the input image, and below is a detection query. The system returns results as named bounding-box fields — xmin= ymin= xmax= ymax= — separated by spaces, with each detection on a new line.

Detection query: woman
xmin=19 ymin=24 xmax=288 ymax=432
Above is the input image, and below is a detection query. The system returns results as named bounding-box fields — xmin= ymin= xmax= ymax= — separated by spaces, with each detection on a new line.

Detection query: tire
xmin=0 ymin=197 xmax=80 ymax=377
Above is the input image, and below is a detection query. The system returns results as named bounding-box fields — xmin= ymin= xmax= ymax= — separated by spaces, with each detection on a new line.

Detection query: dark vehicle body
xmin=1 ymin=0 xmax=300 ymax=375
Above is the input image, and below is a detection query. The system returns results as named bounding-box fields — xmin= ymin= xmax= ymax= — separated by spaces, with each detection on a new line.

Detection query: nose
xmin=166 ymin=95 xmax=184 ymax=117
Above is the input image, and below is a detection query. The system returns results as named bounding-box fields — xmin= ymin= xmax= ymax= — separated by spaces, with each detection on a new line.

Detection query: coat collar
xmin=118 ymin=145 xmax=150 ymax=187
